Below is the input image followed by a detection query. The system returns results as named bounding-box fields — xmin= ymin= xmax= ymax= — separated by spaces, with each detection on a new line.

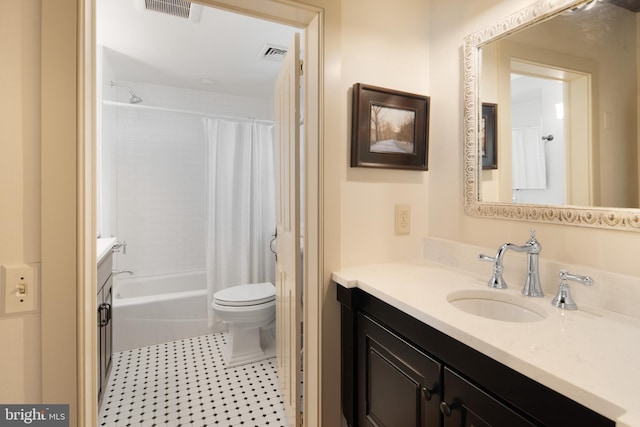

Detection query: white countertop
xmin=97 ymin=237 xmax=117 ymax=264
xmin=332 ymin=260 xmax=640 ymax=427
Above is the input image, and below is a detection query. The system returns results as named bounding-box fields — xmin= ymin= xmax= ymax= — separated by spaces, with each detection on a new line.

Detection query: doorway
xmin=510 ymin=59 xmax=593 ymax=206
xmin=59 ymin=0 xmax=323 ymax=425
xmin=95 ymin=0 xmax=303 ymax=425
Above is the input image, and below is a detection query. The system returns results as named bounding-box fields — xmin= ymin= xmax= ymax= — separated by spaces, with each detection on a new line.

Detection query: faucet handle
xmin=560 ymin=270 xmax=594 ymax=286
xmin=478 ymin=254 xmax=508 ymax=289
xmin=551 ymin=270 xmax=594 ymax=310
xmin=478 ymin=254 xmax=496 ymax=262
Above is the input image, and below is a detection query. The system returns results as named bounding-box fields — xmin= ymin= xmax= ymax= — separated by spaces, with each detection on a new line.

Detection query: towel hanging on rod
xmin=512 ymin=127 xmax=547 ymax=190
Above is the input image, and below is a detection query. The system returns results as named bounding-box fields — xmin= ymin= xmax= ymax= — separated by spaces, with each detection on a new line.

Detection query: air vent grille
xmin=258 ymin=44 xmax=288 ymax=62
xmin=145 ymin=0 xmax=191 ymax=19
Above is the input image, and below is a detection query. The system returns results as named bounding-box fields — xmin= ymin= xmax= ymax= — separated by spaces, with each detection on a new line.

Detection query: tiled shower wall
xmin=114 ymin=108 xmax=206 ymax=276
xmin=100 ymin=81 xmax=272 ymax=277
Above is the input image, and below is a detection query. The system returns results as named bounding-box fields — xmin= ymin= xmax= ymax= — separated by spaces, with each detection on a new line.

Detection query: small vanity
xmin=97 ymin=237 xmax=117 ymax=404
xmin=334 ymin=260 xmax=639 ymax=426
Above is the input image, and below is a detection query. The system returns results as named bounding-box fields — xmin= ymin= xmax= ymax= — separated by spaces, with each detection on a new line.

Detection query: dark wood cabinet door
xmin=441 ymin=368 xmax=538 ymax=427
xmin=97 ymin=272 xmax=114 ymax=404
xmin=97 ymin=289 xmax=104 ymax=400
xmin=358 ymin=313 xmax=441 ymax=427
xmin=104 ymin=276 xmax=113 ymax=375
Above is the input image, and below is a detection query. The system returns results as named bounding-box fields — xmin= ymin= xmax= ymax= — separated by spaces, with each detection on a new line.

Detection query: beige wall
xmin=338 ymin=0 xmax=431 ymax=268
xmin=321 ymin=0 xmax=431 ymax=423
xmin=0 ymin=0 xmax=42 ymax=403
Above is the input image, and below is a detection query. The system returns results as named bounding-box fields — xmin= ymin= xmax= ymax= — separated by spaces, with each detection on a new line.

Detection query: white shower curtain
xmin=203 ymin=118 xmax=276 ymax=330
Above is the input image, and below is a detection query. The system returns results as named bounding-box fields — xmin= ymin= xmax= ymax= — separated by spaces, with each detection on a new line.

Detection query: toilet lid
xmin=214 ymin=282 xmax=275 ymax=307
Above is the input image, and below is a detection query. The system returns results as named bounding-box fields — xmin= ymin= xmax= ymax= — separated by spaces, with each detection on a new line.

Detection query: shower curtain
xmin=203 ymin=118 xmax=277 ymax=330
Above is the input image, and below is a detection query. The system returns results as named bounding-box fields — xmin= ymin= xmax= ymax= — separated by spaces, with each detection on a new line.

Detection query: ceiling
xmin=97 ymin=0 xmax=300 ymax=99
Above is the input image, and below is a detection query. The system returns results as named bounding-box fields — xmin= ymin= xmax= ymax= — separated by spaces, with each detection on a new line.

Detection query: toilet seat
xmin=214 ymin=282 xmax=275 ymax=307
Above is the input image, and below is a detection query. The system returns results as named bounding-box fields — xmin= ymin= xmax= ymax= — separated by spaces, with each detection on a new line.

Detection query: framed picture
xmin=481 ymin=103 xmax=498 ymax=170
xmin=351 ymin=83 xmax=430 ymax=170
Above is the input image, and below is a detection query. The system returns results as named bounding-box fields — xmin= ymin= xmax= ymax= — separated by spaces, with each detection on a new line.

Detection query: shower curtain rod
xmin=102 ymin=100 xmax=274 ymax=125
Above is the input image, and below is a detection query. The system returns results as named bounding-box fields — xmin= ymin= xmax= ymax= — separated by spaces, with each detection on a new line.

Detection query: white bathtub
xmin=112 ymin=271 xmax=215 ymax=352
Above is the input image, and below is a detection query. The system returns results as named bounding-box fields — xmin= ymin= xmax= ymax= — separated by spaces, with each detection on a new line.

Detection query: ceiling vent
xmin=258 ymin=44 xmax=288 ymax=62
xmin=135 ymin=0 xmax=203 ymax=23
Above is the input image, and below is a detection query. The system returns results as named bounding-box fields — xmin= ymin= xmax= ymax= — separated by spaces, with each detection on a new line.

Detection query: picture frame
xmin=481 ymin=103 xmax=498 ymax=170
xmin=351 ymin=83 xmax=430 ymax=170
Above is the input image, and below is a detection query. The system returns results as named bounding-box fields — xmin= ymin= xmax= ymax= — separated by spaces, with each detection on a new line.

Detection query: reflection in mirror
xmin=480 ymin=0 xmax=639 ymax=208
xmin=464 ymin=0 xmax=640 ymax=231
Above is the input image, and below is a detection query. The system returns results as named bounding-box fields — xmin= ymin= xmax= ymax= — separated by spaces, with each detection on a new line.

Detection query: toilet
xmin=211 ymin=282 xmax=276 ymax=367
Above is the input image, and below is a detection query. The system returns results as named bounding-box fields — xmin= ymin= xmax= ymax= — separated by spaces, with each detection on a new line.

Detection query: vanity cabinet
xmin=338 ymin=285 xmax=614 ymax=427
xmin=357 ymin=313 xmax=441 ymax=426
xmin=97 ymin=251 xmax=114 ymax=403
xmin=441 ymin=367 xmax=536 ymax=427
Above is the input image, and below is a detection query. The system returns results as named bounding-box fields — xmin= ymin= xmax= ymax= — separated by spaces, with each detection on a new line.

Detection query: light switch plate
xmin=1 ymin=264 xmax=38 ymax=314
xmin=395 ymin=204 xmax=411 ymax=235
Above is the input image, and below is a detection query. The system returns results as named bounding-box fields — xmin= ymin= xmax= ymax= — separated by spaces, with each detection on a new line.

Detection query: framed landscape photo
xmin=481 ymin=103 xmax=498 ymax=170
xmin=351 ymin=83 xmax=430 ymax=170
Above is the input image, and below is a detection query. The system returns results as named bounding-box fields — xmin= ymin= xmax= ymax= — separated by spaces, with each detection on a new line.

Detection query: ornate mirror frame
xmin=463 ymin=0 xmax=640 ymax=232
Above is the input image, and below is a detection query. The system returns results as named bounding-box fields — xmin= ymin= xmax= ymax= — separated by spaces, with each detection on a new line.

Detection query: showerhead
xmin=110 ymin=80 xmax=143 ymax=104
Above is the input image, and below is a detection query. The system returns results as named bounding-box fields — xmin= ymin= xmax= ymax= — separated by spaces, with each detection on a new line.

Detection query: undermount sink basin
xmin=447 ymin=290 xmax=547 ymax=323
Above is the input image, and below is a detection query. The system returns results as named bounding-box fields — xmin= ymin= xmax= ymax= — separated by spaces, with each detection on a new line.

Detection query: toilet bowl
xmin=211 ymin=282 xmax=276 ymax=367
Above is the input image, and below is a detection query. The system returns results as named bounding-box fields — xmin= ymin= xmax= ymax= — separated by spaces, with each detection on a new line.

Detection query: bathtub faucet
xmin=112 ymin=270 xmax=134 ymax=277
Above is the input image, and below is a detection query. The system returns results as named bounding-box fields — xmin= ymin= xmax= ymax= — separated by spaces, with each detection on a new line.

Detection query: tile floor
xmin=98 ymin=333 xmax=290 ymax=426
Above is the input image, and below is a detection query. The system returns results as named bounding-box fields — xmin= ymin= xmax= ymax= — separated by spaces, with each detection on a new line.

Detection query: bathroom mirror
xmin=463 ymin=0 xmax=640 ymax=231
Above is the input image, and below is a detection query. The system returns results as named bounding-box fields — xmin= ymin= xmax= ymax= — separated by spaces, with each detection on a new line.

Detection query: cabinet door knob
xmin=439 ymin=401 xmax=452 ymax=417
xmin=422 ymin=386 xmax=438 ymax=401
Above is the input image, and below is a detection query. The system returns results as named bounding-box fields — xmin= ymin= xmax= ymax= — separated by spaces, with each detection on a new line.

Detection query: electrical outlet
xmin=395 ymin=204 xmax=411 ymax=235
xmin=2 ymin=264 xmax=38 ymax=314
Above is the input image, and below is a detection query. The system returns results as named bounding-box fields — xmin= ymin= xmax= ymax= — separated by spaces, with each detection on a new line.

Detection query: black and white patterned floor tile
xmin=99 ymin=333 xmax=290 ymax=427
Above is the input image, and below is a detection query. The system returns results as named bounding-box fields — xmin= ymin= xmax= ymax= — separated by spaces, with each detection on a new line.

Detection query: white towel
xmin=512 ymin=127 xmax=547 ymax=189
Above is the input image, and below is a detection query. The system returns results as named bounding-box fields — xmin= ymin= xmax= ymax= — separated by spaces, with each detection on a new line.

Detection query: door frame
xmin=490 ymin=40 xmax=597 ymax=205
xmin=59 ymin=1 xmax=324 ymax=426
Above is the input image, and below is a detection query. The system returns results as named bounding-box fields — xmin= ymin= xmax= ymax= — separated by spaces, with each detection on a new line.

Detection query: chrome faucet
xmin=479 ymin=229 xmax=544 ymax=297
xmin=112 ymin=270 xmax=134 ymax=277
